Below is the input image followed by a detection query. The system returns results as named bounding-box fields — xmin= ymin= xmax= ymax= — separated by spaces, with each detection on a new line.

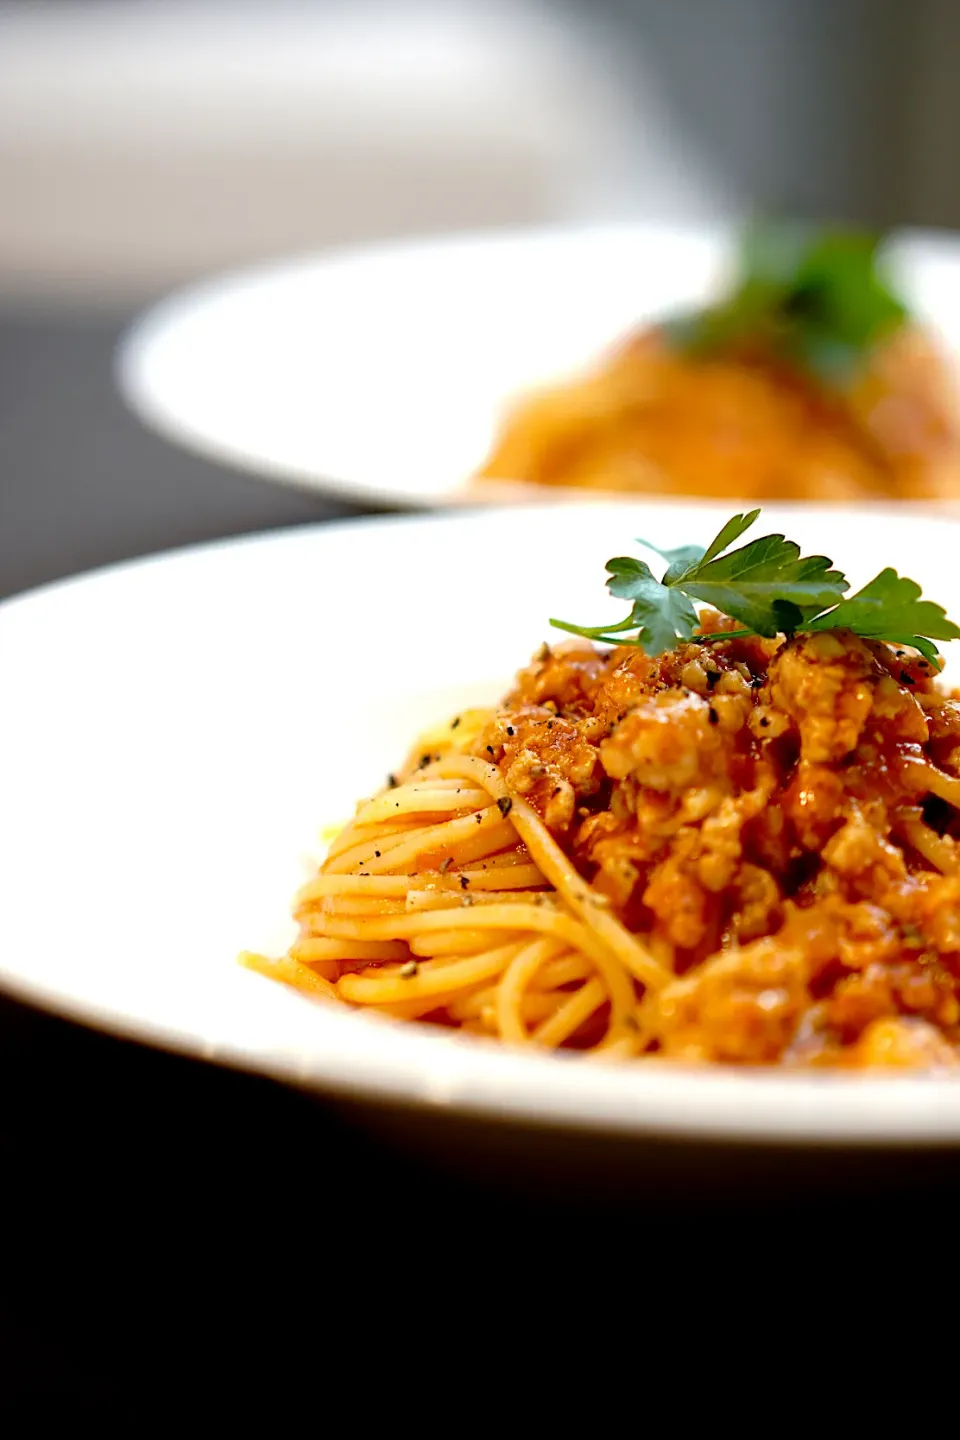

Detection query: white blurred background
xmin=0 ymin=0 xmax=733 ymax=306
xmin=3 ymin=0 xmax=960 ymax=311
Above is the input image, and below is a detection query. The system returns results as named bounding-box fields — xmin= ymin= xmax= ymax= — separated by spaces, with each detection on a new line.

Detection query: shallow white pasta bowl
xmin=116 ymin=223 xmax=960 ymax=509
xmin=4 ymin=500 xmax=960 ymax=1148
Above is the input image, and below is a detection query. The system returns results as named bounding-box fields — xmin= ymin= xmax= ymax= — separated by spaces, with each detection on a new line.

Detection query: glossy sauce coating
xmin=464 ymin=620 xmax=960 ymax=1066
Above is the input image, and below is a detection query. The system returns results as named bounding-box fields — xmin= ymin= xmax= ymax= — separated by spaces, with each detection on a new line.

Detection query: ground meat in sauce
xmin=465 ymin=618 xmax=960 ymax=1068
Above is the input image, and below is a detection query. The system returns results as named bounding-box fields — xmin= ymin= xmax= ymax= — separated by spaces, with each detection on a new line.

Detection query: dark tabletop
xmin=2 ymin=310 xmax=956 ymax=1409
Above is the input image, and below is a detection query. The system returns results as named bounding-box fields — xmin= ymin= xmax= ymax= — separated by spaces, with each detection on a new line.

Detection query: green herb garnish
xmin=663 ymin=220 xmax=908 ymax=385
xmin=551 ymin=509 xmax=960 ymax=667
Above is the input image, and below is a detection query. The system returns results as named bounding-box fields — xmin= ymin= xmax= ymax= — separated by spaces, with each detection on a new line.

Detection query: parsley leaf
xmin=551 ymin=556 xmax=699 ymax=655
xmin=628 ymin=538 xmax=705 ymax=584
xmin=551 ymin=510 xmax=960 ymax=667
xmin=806 ymin=569 xmax=960 ymax=661
xmin=606 ymin=558 xmax=700 ymax=655
xmin=695 ymin=509 xmax=761 ymax=567
xmin=663 ymin=220 xmax=908 ymax=387
xmin=678 ymin=530 xmax=846 ymax=636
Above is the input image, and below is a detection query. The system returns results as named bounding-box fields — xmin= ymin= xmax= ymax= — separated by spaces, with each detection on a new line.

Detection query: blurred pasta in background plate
xmin=478 ymin=223 xmax=960 ymax=502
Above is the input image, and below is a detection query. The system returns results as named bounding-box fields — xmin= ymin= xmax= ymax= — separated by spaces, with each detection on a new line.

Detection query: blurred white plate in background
xmin=5 ymin=501 xmax=960 ymax=1147
xmin=117 ymin=224 xmax=960 ymax=509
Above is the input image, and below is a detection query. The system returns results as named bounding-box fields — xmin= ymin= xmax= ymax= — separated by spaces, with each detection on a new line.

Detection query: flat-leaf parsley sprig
xmin=663 ymin=220 xmax=908 ymax=387
xmin=551 ymin=509 xmax=960 ymax=667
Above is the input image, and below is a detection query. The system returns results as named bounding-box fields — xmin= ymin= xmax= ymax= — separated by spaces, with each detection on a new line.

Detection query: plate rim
xmin=115 ymin=220 xmax=719 ymax=510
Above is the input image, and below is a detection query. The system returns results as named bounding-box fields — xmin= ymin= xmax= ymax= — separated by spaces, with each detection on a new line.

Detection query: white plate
xmin=116 ymin=223 xmax=960 ymax=510
xmin=4 ymin=500 xmax=960 ymax=1146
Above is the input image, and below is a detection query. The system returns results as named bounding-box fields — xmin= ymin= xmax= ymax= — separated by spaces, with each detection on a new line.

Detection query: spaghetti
xmin=245 ymin=618 xmax=960 ymax=1069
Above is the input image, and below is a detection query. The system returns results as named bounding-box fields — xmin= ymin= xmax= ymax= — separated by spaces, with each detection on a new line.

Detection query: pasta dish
xmin=244 ymin=511 xmax=960 ymax=1069
xmin=477 ymin=223 xmax=960 ymax=502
